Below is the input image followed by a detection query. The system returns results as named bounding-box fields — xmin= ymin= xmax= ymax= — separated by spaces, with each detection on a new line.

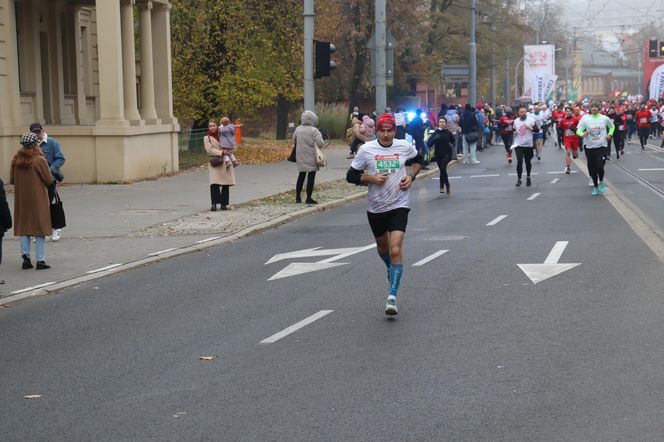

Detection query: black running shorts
xmin=367 ymin=208 xmax=410 ymax=237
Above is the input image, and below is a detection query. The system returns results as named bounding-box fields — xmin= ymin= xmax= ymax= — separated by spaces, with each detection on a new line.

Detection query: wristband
xmin=409 ymin=173 xmax=416 ymax=181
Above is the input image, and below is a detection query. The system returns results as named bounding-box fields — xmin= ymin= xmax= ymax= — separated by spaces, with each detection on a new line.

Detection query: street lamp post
xmin=514 ymin=56 xmax=524 ymax=101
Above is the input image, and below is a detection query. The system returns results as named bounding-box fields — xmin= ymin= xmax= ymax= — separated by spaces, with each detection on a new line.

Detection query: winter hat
xmin=20 ymin=132 xmax=39 ymax=147
xmin=362 ymin=115 xmax=375 ymax=127
xmin=376 ymin=113 xmax=396 ymax=130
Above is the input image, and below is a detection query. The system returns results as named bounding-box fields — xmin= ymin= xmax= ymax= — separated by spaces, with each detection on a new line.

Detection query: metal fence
xmin=178 ymin=128 xmax=208 ymax=152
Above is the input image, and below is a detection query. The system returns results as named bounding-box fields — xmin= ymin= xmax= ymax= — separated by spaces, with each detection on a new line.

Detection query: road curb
xmin=0 ymin=166 xmax=441 ymax=306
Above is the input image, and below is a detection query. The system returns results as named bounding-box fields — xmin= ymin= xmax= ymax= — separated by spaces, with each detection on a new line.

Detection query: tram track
xmin=606 ymin=156 xmax=664 ymax=201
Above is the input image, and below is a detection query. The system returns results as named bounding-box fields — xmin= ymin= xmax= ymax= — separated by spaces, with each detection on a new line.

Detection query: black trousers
xmin=436 ymin=153 xmax=452 ymax=189
xmin=584 ymin=147 xmax=606 ymax=187
xmin=608 ymin=132 xmax=624 ymax=156
xmin=210 ymin=184 xmax=230 ymax=206
xmin=514 ymin=146 xmax=534 ymax=179
xmin=0 ymin=235 xmax=3 ymax=266
xmin=637 ymin=126 xmax=650 ymax=147
xmin=296 ymin=171 xmax=316 ymax=199
xmin=556 ymin=127 xmax=564 ymax=147
xmin=501 ymin=133 xmax=513 ymax=153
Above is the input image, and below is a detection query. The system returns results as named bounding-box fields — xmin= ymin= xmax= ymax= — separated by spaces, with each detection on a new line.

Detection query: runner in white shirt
xmin=529 ymin=105 xmax=545 ymax=160
xmin=513 ymin=105 xmax=538 ymax=187
xmin=347 ymin=113 xmax=423 ymax=315
xmin=576 ymin=102 xmax=615 ymax=196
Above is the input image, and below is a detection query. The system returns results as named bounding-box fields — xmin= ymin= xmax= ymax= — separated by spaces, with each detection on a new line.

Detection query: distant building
xmin=577 ymin=39 xmax=640 ymax=100
xmin=0 ymin=0 xmax=179 ymax=183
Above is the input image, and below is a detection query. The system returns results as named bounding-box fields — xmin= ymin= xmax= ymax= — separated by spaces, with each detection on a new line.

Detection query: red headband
xmin=376 ymin=113 xmax=396 ymax=130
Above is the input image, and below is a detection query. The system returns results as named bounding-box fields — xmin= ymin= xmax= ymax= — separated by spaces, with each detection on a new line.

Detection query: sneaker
xmin=592 ymin=186 xmax=600 ymax=196
xmin=462 ymin=160 xmax=468 ymax=164
xmin=439 ymin=187 xmax=445 ymax=194
xmin=471 ymin=160 xmax=480 ymax=164
xmin=508 ymin=157 xmax=512 ymax=164
xmin=36 ymin=261 xmax=51 ymax=270
xmin=385 ymin=295 xmax=398 ymax=316
xmin=537 ymin=155 xmax=541 ymax=161
xmin=51 ymin=229 xmax=61 ymax=242
xmin=598 ymin=182 xmax=606 ymax=194
xmin=305 ymin=198 xmax=318 ymax=205
xmin=526 ymin=177 xmax=532 ymax=187
xmin=628 ymin=139 xmax=632 ymax=145
xmin=210 ymin=204 xmax=217 ymax=211
xmin=565 ymin=167 xmax=571 ymax=174
xmin=515 ymin=179 xmax=522 ymax=187
xmin=295 ymin=197 xmax=302 ymax=203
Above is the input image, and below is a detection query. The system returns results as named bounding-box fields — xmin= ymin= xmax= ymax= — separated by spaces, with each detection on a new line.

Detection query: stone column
xmin=152 ymin=2 xmax=176 ymax=124
xmin=120 ymin=0 xmax=141 ymax=123
xmin=138 ymin=0 xmax=159 ymax=124
xmin=0 ymin=0 xmax=22 ymax=128
xmin=95 ymin=0 xmax=128 ymax=126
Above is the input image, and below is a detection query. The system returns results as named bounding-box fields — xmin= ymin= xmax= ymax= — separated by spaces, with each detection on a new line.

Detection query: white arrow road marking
xmin=550 ymin=178 xmax=560 ymax=184
xmin=260 ymin=310 xmax=334 ymax=344
xmin=486 ymin=215 xmax=508 ymax=226
xmin=517 ymin=241 xmax=581 ymax=284
xmin=527 ymin=193 xmax=541 ymax=201
xmin=266 ymin=244 xmax=376 ymax=280
xmin=412 ymin=250 xmax=449 ymax=267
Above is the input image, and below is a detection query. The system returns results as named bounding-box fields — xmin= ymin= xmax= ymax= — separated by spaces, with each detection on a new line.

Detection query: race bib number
xmin=589 ymin=128 xmax=602 ymax=141
xmin=640 ymin=118 xmax=648 ymax=124
xmin=626 ymin=114 xmax=633 ymax=120
xmin=506 ymin=126 xmax=513 ymax=132
xmin=375 ymin=154 xmax=400 ymax=174
xmin=619 ymin=125 xmax=625 ymax=131
xmin=565 ymin=129 xmax=574 ymax=137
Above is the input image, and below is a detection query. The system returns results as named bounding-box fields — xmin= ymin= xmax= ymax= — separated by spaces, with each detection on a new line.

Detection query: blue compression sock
xmin=388 ymin=264 xmax=403 ymax=296
xmin=379 ymin=253 xmax=391 ymax=269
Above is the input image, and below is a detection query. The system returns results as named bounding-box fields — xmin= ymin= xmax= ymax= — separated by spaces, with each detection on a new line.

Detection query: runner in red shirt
xmin=635 ymin=103 xmax=651 ymax=150
xmin=560 ymin=106 xmax=580 ymax=174
xmin=498 ymin=108 xmax=516 ymax=164
xmin=552 ymin=105 xmax=566 ymax=149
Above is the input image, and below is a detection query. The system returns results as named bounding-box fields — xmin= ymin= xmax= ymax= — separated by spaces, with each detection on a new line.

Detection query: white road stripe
xmin=412 ymin=250 xmax=449 ymax=267
xmin=527 ymin=192 xmax=541 ymax=201
xmin=486 ymin=215 xmax=508 ymax=226
xmin=86 ymin=264 xmax=123 ymax=274
xmin=547 ymin=170 xmax=577 ymax=174
xmin=470 ymin=174 xmax=500 ymax=178
xmin=508 ymin=172 xmax=539 ymax=176
xmin=544 ymin=241 xmax=569 ymax=264
xmin=148 ymin=248 xmax=176 ymax=257
xmin=638 ymin=168 xmax=664 ymax=171
xmin=550 ymin=178 xmax=560 ymax=184
xmin=195 ymin=237 xmax=221 ymax=244
xmin=10 ymin=282 xmax=56 ymax=295
xmin=260 ymin=310 xmax=334 ymax=344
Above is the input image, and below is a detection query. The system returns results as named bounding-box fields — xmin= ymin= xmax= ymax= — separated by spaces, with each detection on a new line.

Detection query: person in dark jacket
xmin=0 ymin=178 xmax=12 ymax=277
xmin=427 ymin=118 xmax=456 ymax=194
xmin=460 ymin=104 xmax=480 ymax=163
xmin=407 ymin=109 xmax=427 ymax=166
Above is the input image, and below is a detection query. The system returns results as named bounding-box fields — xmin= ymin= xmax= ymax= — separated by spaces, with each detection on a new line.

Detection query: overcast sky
xmin=561 ymin=0 xmax=664 ymax=32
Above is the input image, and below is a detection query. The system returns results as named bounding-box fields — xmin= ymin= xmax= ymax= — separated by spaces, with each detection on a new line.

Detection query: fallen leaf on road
xmin=198 ymin=356 xmax=216 ymax=361
xmin=24 ymin=394 xmax=43 ymax=399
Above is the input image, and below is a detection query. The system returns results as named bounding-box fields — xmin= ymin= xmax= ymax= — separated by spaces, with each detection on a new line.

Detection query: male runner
xmin=576 ymin=103 xmax=615 ymax=196
xmin=346 ymin=113 xmax=423 ymax=315
xmin=635 ymin=103 xmax=651 ymax=150
xmin=513 ymin=105 xmax=537 ymax=187
xmin=529 ymin=105 xmax=544 ymax=161
xmin=559 ymin=106 xmax=580 ymax=174
xmin=552 ymin=104 xmax=565 ymax=149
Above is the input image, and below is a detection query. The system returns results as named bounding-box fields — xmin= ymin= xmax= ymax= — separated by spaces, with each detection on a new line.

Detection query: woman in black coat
xmin=427 ymin=118 xmax=456 ymax=194
xmin=0 ymin=178 xmax=13 ymax=274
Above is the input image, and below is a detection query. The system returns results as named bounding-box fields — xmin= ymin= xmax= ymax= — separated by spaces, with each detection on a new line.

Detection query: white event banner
xmin=649 ymin=64 xmax=664 ymax=100
xmin=523 ymin=45 xmax=556 ymax=100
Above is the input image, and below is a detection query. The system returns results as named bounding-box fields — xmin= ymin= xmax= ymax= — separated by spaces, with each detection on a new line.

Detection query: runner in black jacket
xmin=427 ymin=118 xmax=456 ymax=194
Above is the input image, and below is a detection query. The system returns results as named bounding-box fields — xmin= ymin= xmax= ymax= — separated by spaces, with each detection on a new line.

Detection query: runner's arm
xmin=346 ymin=167 xmax=368 ymax=186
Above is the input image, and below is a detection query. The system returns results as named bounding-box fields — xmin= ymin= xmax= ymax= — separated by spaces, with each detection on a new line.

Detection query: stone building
xmin=0 ymin=0 xmax=179 ymax=183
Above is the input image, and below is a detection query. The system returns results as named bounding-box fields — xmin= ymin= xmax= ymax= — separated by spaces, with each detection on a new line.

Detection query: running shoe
xmin=537 ymin=155 xmax=541 ymax=161
xmin=591 ymin=186 xmax=600 ymax=196
xmin=515 ymin=179 xmax=522 ymax=187
xmin=526 ymin=177 xmax=531 ymax=187
xmin=471 ymin=160 xmax=480 ymax=164
xmin=565 ymin=167 xmax=571 ymax=174
xmin=385 ymin=295 xmax=398 ymax=316
xmin=598 ymin=182 xmax=606 ymax=194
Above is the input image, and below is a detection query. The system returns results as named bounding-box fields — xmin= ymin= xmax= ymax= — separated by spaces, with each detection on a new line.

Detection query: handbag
xmin=316 ymin=146 xmax=327 ymax=167
xmin=209 ymin=155 xmax=224 ymax=167
xmin=50 ymin=189 xmax=66 ymax=229
xmin=464 ymin=130 xmax=479 ymax=143
xmin=287 ymin=139 xmax=297 ymax=163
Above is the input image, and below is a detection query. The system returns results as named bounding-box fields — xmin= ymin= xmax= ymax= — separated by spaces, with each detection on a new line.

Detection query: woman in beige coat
xmin=204 ymin=119 xmax=236 ymax=211
xmin=294 ymin=110 xmax=325 ymax=204
xmin=10 ymin=132 xmax=53 ymax=270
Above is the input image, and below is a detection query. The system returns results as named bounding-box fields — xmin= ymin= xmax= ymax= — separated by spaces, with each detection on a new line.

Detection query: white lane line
xmin=486 ymin=215 xmax=508 ymax=226
xmin=527 ymin=192 xmax=541 ymax=201
xmin=470 ymin=174 xmax=500 ymax=178
xmin=10 ymin=282 xmax=56 ymax=295
xmin=260 ymin=310 xmax=334 ymax=344
xmin=195 ymin=236 xmax=221 ymax=244
xmin=638 ymin=168 xmax=664 ymax=171
xmin=550 ymin=178 xmax=560 ymax=184
xmin=412 ymin=250 xmax=449 ymax=267
xmin=148 ymin=248 xmax=176 ymax=257
xmin=86 ymin=264 xmax=123 ymax=274
xmin=547 ymin=170 xmax=577 ymax=174
xmin=508 ymin=173 xmax=539 ymax=176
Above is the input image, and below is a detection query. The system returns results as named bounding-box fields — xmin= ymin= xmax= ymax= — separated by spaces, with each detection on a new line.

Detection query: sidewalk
xmin=0 ymin=145 xmax=365 ymax=299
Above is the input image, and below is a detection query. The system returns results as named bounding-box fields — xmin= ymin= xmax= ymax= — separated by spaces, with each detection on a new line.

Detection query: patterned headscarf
xmin=20 ymin=132 xmax=39 ymax=147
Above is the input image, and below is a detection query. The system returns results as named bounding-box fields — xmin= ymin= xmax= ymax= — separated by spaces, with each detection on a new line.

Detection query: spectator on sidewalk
xmin=0 ymin=177 xmax=12 ymax=280
xmin=218 ymin=117 xmax=239 ymax=167
xmin=29 ymin=122 xmax=65 ymax=241
xmin=294 ymin=110 xmax=325 ymax=204
xmin=10 ymin=133 xmax=53 ymax=270
xmin=204 ymin=119 xmax=235 ymax=211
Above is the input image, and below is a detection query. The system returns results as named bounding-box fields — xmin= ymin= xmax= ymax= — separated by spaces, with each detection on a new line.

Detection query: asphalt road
xmin=2 ymin=137 xmax=664 ymax=441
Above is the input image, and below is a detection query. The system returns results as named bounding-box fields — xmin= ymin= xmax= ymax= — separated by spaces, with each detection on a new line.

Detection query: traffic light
xmin=659 ymin=41 xmax=664 ymax=57
xmin=314 ymin=40 xmax=337 ymax=78
xmin=650 ymin=39 xmax=658 ymax=58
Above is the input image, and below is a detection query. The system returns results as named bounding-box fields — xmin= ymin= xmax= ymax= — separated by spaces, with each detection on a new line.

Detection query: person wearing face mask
xmin=427 ymin=118 xmax=455 ymax=194
xmin=576 ymin=103 xmax=615 ymax=196
xmin=513 ymin=105 xmax=537 ymax=187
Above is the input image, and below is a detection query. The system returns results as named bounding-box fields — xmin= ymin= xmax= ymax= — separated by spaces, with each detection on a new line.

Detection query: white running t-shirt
xmin=351 ymin=139 xmax=418 ymax=214
xmin=513 ymin=116 xmax=536 ymax=147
